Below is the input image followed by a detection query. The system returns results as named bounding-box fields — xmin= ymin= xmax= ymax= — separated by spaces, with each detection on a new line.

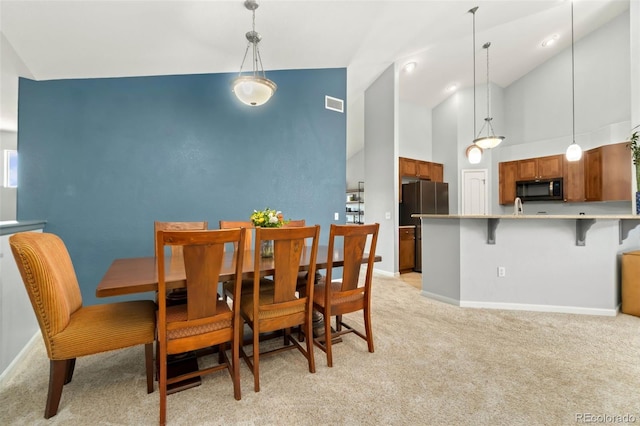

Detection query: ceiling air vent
xmin=325 ymin=96 xmax=344 ymax=113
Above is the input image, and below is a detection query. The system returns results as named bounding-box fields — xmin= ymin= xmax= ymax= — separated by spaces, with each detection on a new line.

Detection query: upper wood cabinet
xmin=563 ymin=157 xmax=585 ymax=202
xmin=584 ymin=142 xmax=631 ymax=202
xmin=499 ymin=161 xmax=518 ymax=205
xmin=517 ymin=154 xmax=563 ymax=180
xmin=431 ymin=163 xmax=444 ymax=183
xmin=499 ymin=142 xmax=631 ymax=205
xmin=399 ymin=157 xmax=439 ymax=180
xmin=399 ymin=157 xmax=444 ymax=202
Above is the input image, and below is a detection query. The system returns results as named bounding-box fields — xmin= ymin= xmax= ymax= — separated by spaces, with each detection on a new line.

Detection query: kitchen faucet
xmin=514 ymin=197 xmax=523 ymax=215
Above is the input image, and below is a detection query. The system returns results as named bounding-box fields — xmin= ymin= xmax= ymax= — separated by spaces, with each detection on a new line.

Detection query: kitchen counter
xmin=0 ymin=220 xmax=47 ymax=236
xmin=414 ymin=214 xmax=640 ymax=316
xmin=412 ymin=214 xmax=640 ymax=246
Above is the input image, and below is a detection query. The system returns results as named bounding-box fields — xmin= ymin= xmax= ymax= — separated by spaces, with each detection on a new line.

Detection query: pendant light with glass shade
xmin=473 ymin=41 xmax=505 ymax=149
xmin=231 ymin=0 xmax=277 ymax=106
xmin=565 ymin=0 xmax=582 ymax=162
xmin=466 ymin=6 xmax=483 ymax=164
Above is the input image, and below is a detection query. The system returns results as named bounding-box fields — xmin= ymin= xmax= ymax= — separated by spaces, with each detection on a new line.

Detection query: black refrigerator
xmin=400 ymin=181 xmax=449 ymax=272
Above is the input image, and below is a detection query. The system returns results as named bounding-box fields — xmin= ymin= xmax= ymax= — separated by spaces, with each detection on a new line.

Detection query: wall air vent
xmin=325 ymin=96 xmax=344 ymax=113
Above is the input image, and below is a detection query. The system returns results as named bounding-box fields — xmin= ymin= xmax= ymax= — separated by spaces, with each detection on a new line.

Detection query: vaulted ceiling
xmin=0 ymin=0 xmax=629 ymax=156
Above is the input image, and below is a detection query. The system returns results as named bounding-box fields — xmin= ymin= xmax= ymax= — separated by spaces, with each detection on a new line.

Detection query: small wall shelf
xmin=346 ymin=181 xmax=364 ymax=225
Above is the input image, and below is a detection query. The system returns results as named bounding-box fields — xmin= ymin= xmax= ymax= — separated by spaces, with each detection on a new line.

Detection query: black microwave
xmin=516 ymin=178 xmax=563 ymax=201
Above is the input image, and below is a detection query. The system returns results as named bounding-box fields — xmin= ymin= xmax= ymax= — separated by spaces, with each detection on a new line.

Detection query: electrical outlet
xmin=498 ymin=266 xmax=506 ymax=277
xmin=334 ymin=212 xmax=339 ymax=221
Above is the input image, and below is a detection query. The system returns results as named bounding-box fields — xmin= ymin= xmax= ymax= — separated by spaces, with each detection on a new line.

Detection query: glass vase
xmin=260 ymin=240 xmax=274 ymax=258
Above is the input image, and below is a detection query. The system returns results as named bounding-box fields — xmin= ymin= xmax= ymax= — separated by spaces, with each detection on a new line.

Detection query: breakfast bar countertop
xmin=412 ymin=214 xmax=640 ymax=220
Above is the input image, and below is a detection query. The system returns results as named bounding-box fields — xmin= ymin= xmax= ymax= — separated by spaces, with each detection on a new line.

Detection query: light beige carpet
xmin=2 ymin=274 xmax=639 ymax=425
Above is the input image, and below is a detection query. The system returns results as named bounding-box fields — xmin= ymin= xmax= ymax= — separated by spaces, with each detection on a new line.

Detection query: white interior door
xmin=462 ymin=169 xmax=488 ymax=215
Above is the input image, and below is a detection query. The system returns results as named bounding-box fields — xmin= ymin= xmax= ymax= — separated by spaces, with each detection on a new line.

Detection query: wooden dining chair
xmin=9 ymin=232 xmax=156 ymax=419
xmin=240 ymin=225 xmax=320 ymax=392
xmin=156 ymin=228 xmax=246 ymax=425
xmin=282 ymin=219 xmax=321 ymax=300
xmin=154 ymin=221 xmax=208 ymax=304
xmin=154 ymin=221 xmax=209 ymax=255
xmin=313 ymin=223 xmax=380 ymax=367
xmin=218 ymin=220 xmax=253 ymax=251
xmin=284 ymin=219 xmax=306 ymax=227
xmin=219 ymin=220 xmax=256 ymax=301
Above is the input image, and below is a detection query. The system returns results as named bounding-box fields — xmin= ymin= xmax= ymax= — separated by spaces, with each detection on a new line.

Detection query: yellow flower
xmin=250 ymin=207 xmax=288 ymax=228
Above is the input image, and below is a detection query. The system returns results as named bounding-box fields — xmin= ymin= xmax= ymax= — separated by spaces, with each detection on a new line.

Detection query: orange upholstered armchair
xmin=9 ymin=232 xmax=156 ymax=419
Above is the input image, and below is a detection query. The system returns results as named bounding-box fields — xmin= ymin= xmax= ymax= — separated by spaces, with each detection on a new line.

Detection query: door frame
xmin=461 ymin=169 xmax=489 ymax=215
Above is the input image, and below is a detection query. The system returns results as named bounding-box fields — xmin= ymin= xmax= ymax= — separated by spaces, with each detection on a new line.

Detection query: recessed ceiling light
xmin=445 ymin=84 xmax=458 ymax=92
xmin=403 ymin=62 xmax=417 ymax=73
xmin=541 ymin=34 xmax=559 ymax=48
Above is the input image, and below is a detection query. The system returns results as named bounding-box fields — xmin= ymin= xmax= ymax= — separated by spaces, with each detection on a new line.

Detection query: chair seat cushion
xmin=165 ymin=300 xmax=232 ymax=339
xmin=240 ymin=291 xmax=305 ymax=322
xmin=313 ymin=281 xmax=364 ymax=308
xmin=50 ymin=300 xmax=156 ymax=360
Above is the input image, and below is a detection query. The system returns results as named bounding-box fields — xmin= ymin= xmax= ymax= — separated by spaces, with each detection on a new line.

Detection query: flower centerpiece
xmin=250 ymin=208 xmax=287 ymax=257
xmin=627 ymin=125 xmax=640 ymax=213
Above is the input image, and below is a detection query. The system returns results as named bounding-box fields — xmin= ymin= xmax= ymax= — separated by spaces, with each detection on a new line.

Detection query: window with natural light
xmin=3 ymin=149 xmax=17 ymax=188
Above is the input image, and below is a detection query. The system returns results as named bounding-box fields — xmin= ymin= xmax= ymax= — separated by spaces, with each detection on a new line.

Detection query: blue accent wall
xmin=17 ymin=68 xmax=346 ymax=305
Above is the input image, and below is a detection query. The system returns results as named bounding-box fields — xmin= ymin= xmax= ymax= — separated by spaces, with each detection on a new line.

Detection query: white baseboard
xmin=420 ymin=290 xmax=461 ymax=306
xmin=419 ymin=292 xmax=618 ymax=317
xmin=373 ymin=268 xmax=396 ymax=278
xmin=460 ymin=300 xmax=618 ymax=317
xmin=0 ymin=331 xmax=41 ymax=386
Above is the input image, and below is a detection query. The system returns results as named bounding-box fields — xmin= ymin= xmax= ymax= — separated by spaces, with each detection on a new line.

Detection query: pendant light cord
xmin=485 ymin=42 xmax=491 ymax=132
xmin=470 ymin=7 xmax=478 ymax=138
xmin=571 ymin=1 xmax=575 ymax=144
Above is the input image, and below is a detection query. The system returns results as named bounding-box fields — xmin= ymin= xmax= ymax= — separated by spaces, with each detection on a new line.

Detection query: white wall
xmin=0 ymin=229 xmax=41 ymax=380
xmin=432 ymin=82 xmax=506 ymax=214
xmin=432 ymin=93 xmax=461 ymax=213
xmin=0 ymin=131 xmax=17 ymax=220
xmin=632 ymin=0 xmax=640 ymax=200
xmin=364 ymin=64 xmax=397 ymax=274
xmin=346 ymin=149 xmax=364 ymax=189
xmin=1 ymin=32 xmax=33 ymax=221
xmin=505 ymin=11 xmax=630 ymax=146
xmin=398 ymin=101 xmax=432 ymax=160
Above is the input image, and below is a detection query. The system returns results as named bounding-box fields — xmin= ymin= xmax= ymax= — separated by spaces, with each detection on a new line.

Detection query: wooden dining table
xmin=96 ymin=245 xmax=380 ymax=393
xmin=96 ymin=245 xmax=381 ymax=298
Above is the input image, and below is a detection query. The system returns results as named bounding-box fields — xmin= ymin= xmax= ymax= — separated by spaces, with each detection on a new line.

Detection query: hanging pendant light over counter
xmin=466 ymin=6 xmax=483 ymax=164
xmin=565 ymin=0 xmax=582 ymax=162
xmin=473 ymin=41 xmax=505 ymax=150
xmin=231 ymin=0 xmax=277 ymax=107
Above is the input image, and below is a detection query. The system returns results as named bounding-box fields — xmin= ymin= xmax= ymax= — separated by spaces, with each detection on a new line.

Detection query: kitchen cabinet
xmin=399 ymin=157 xmax=444 ymax=202
xmin=517 ymin=154 xmax=563 ymax=180
xmin=584 ymin=142 xmax=631 ymax=202
xmin=499 ymin=142 xmax=631 ymax=205
xmin=563 ymin=157 xmax=585 ymax=202
xmin=400 ymin=157 xmax=429 ymax=179
xmin=431 ymin=163 xmax=444 ymax=183
xmin=499 ymin=161 xmax=518 ymax=205
xmin=399 ymin=226 xmax=415 ymax=273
